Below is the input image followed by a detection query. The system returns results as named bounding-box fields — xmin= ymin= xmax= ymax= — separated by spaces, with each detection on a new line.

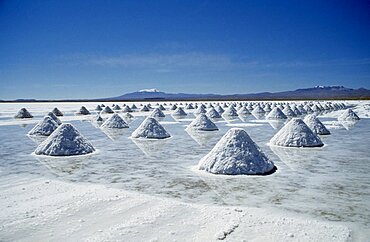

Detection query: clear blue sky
xmin=0 ymin=0 xmax=370 ymax=99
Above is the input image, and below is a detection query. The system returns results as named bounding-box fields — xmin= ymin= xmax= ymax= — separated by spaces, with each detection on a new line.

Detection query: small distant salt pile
xmin=131 ymin=117 xmax=170 ymax=139
xmin=198 ymin=128 xmax=275 ymax=175
xmin=101 ymin=113 xmax=129 ymax=129
xmin=112 ymin=105 xmax=121 ymax=111
xmin=304 ymin=105 xmax=314 ymax=114
xmin=252 ymin=106 xmax=265 ymax=116
xmin=47 ymin=112 xmax=62 ymax=125
xmin=122 ymin=105 xmax=133 ymax=112
xmin=140 ymin=105 xmax=150 ymax=112
xmin=76 ymin=106 xmax=90 ymax=115
xmin=223 ymin=106 xmax=238 ymax=117
xmin=304 ymin=114 xmax=330 ymax=135
xmin=185 ymin=103 xmax=194 ymax=109
xmin=123 ymin=112 xmax=134 ymax=119
xmin=170 ymin=104 xmax=178 ymax=110
xmin=14 ymin=108 xmax=33 ymax=119
xmin=172 ymin=107 xmax=187 ymax=116
xmin=237 ymin=106 xmax=251 ymax=116
xmin=297 ymin=105 xmax=307 ymax=114
xmin=150 ymin=108 xmax=166 ymax=118
xmin=34 ymin=123 xmax=95 ymax=156
xmin=101 ymin=106 xmax=114 ymax=114
xmin=266 ymin=107 xmax=287 ymax=120
xmin=292 ymin=106 xmax=302 ymax=116
xmin=338 ymin=109 xmax=360 ymax=121
xmin=186 ymin=113 xmax=218 ymax=131
xmin=131 ymin=104 xmax=137 ymax=109
xmin=95 ymin=105 xmax=103 ymax=111
xmin=270 ymin=118 xmax=323 ymax=147
xmin=194 ymin=105 xmax=207 ymax=115
xmin=101 ymin=104 xmax=106 ymax=107
xmin=95 ymin=114 xmax=104 ymax=122
xmin=312 ymin=104 xmax=322 ymax=113
xmin=28 ymin=116 xmax=59 ymax=136
xmin=158 ymin=104 xmax=166 ymax=111
xmin=282 ymin=105 xmax=297 ymax=117
xmin=264 ymin=104 xmax=272 ymax=112
xmin=206 ymin=107 xmax=222 ymax=119
xmin=51 ymin=107 xmax=63 ymax=116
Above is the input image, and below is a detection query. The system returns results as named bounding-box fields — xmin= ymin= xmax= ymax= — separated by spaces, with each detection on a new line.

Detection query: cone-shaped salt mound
xmin=186 ymin=113 xmax=218 ymax=131
xmin=112 ymin=105 xmax=121 ymax=110
xmin=131 ymin=117 xmax=170 ymax=139
xmin=252 ymin=106 xmax=265 ymax=115
xmin=270 ymin=118 xmax=323 ymax=147
xmin=215 ymin=105 xmax=224 ymax=114
xmin=122 ymin=105 xmax=133 ymax=112
xmin=223 ymin=106 xmax=238 ymax=117
xmin=101 ymin=106 xmax=114 ymax=114
xmin=198 ymin=128 xmax=275 ymax=175
xmin=140 ymin=105 xmax=150 ymax=112
xmin=172 ymin=107 xmax=187 ymax=116
xmin=338 ymin=109 xmax=360 ymax=121
xmin=237 ymin=106 xmax=251 ymax=116
xmin=14 ymin=108 xmax=33 ymax=119
xmin=95 ymin=105 xmax=103 ymax=111
xmin=206 ymin=107 xmax=222 ymax=119
xmin=28 ymin=116 xmax=59 ymax=136
xmin=304 ymin=115 xmax=330 ymax=135
xmin=47 ymin=112 xmax=62 ymax=125
xmin=101 ymin=113 xmax=129 ymax=129
xmin=52 ymin=107 xmax=63 ymax=116
xmin=150 ymin=108 xmax=165 ymax=118
xmin=34 ymin=123 xmax=95 ymax=156
xmin=266 ymin=107 xmax=287 ymax=120
xmin=76 ymin=106 xmax=90 ymax=115
xmin=194 ymin=105 xmax=206 ymax=115
xmin=282 ymin=106 xmax=296 ymax=117
xmin=158 ymin=104 xmax=166 ymax=110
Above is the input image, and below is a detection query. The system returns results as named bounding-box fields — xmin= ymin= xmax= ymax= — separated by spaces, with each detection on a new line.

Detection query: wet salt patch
xmin=225 ymin=123 xmax=265 ymax=127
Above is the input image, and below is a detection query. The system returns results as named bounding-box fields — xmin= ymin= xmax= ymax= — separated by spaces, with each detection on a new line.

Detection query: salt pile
xmin=282 ymin=106 xmax=297 ymax=117
xmin=95 ymin=114 xmax=104 ymax=122
xmin=101 ymin=106 xmax=114 ymax=114
xmin=266 ymin=107 xmax=287 ymax=120
xmin=122 ymin=106 xmax=133 ymax=112
xmin=47 ymin=112 xmax=62 ymax=125
xmin=338 ymin=109 xmax=360 ymax=121
xmin=112 ymin=105 xmax=121 ymax=111
xmin=194 ymin=105 xmax=207 ymax=115
xmin=206 ymin=107 xmax=222 ymax=119
xmin=215 ymin=105 xmax=224 ymax=114
xmin=150 ymin=108 xmax=165 ymax=118
xmin=270 ymin=118 xmax=324 ymax=147
xmin=223 ymin=106 xmax=238 ymax=117
xmin=237 ymin=106 xmax=251 ymax=116
xmin=186 ymin=113 xmax=218 ymax=131
xmin=95 ymin=105 xmax=103 ymax=111
xmin=172 ymin=107 xmax=187 ymax=116
xmin=34 ymin=123 xmax=95 ymax=156
xmin=131 ymin=104 xmax=137 ymax=109
xmin=251 ymin=106 xmax=265 ymax=115
xmin=14 ymin=108 xmax=33 ymax=119
xmin=185 ymin=103 xmax=194 ymax=109
xmin=198 ymin=128 xmax=275 ymax=175
xmin=170 ymin=104 xmax=178 ymax=110
xmin=140 ymin=105 xmax=150 ymax=112
xmin=304 ymin=114 xmax=330 ymax=135
xmin=51 ymin=107 xmax=63 ymax=116
xmin=158 ymin=104 xmax=166 ymax=110
xmin=76 ymin=106 xmax=90 ymax=115
xmin=131 ymin=117 xmax=170 ymax=139
xmin=101 ymin=113 xmax=129 ymax=129
xmin=28 ymin=116 xmax=59 ymax=136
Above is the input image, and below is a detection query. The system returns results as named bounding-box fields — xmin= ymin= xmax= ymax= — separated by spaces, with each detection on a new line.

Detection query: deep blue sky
xmin=1 ymin=0 xmax=370 ymax=99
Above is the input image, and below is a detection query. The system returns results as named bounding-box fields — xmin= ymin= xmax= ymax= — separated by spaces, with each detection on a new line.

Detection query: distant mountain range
xmin=103 ymin=86 xmax=370 ymax=101
xmin=1 ymin=86 xmax=369 ymax=102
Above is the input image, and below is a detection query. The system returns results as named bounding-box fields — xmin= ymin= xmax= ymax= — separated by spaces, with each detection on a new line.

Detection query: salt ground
xmin=0 ymin=100 xmax=369 ymax=241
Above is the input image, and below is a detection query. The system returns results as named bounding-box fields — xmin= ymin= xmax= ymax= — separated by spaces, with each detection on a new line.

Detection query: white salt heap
xmin=112 ymin=105 xmax=121 ymax=110
xmin=131 ymin=117 xmax=170 ymax=139
xmin=283 ymin=106 xmax=297 ymax=117
xmin=252 ymin=106 xmax=265 ymax=115
xmin=338 ymin=109 xmax=360 ymax=121
xmin=47 ymin=112 xmax=62 ymax=125
xmin=270 ymin=118 xmax=324 ymax=147
xmin=76 ymin=106 xmax=90 ymax=115
xmin=237 ymin=106 xmax=251 ymax=116
xmin=122 ymin=105 xmax=133 ymax=112
xmin=185 ymin=103 xmax=194 ymax=109
xmin=170 ymin=104 xmax=177 ymax=110
xmin=51 ymin=107 xmax=63 ymax=116
xmin=158 ymin=104 xmax=166 ymax=110
xmin=95 ymin=105 xmax=103 ymax=111
xmin=28 ymin=116 xmax=59 ymax=136
xmin=304 ymin=114 xmax=330 ymax=135
xmin=34 ymin=123 xmax=95 ymax=156
xmin=101 ymin=106 xmax=114 ymax=114
xmin=140 ymin=105 xmax=150 ymax=112
xmin=206 ymin=107 xmax=222 ymax=119
xmin=172 ymin=107 xmax=187 ymax=116
xmin=14 ymin=108 xmax=33 ymax=119
xmin=101 ymin=113 xmax=129 ymax=129
xmin=266 ymin=107 xmax=287 ymax=120
xmin=95 ymin=114 xmax=104 ymax=122
xmin=150 ymin=108 xmax=165 ymax=118
xmin=194 ymin=105 xmax=207 ymax=115
xmin=215 ymin=105 xmax=224 ymax=114
xmin=223 ymin=106 xmax=238 ymax=117
xmin=198 ymin=128 xmax=275 ymax=175
xmin=186 ymin=113 xmax=218 ymax=131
